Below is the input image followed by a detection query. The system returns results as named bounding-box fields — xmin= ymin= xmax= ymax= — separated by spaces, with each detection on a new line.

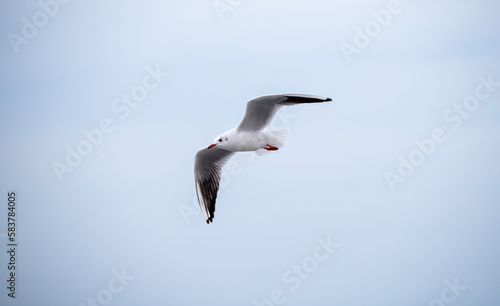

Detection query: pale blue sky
xmin=1 ymin=1 xmax=499 ymax=305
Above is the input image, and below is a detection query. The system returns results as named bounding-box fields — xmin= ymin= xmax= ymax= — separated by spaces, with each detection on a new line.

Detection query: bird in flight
xmin=194 ymin=94 xmax=332 ymax=223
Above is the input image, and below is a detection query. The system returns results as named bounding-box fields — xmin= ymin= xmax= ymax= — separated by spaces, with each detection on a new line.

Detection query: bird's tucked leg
xmin=264 ymin=144 xmax=279 ymax=151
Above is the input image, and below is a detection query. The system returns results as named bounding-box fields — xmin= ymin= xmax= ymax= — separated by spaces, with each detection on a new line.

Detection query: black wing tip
xmin=283 ymin=95 xmax=333 ymax=104
xmin=205 ymin=198 xmax=216 ymax=224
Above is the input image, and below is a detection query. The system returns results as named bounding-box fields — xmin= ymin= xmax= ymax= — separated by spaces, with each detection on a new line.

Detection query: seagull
xmin=194 ymin=94 xmax=332 ymax=223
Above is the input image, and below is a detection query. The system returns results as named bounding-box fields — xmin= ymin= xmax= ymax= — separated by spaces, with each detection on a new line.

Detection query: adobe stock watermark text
xmin=253 ymin=235 xmax=340 ymax=306
xmin=385 ymin=73 xmax=499 ymax=191
xmin=7 ymin=0 xmax=72 ymax=54
xmin=51 ymin=65 xmax=168 ymax=182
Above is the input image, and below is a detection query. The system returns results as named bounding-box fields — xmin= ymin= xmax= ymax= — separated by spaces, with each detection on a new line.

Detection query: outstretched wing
xmin=194 ymin=146 xmax=235 ymax=223
xmin=237 ymin=94 xmax=332 ymax=132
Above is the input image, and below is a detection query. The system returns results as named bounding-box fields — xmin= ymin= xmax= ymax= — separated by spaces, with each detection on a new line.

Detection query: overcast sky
xmin=0 ymin=0 xmax=499 ymax=305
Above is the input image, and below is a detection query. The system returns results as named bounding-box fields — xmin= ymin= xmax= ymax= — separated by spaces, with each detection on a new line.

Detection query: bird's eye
xmin=219 ymin=138 xmax=222 ymax=142
xmin=225 ymin=137 xmax=228 ymax=141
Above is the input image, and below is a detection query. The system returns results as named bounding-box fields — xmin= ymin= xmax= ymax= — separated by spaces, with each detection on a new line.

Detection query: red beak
xmin=207 ymin=144 xmax=216 ymax=149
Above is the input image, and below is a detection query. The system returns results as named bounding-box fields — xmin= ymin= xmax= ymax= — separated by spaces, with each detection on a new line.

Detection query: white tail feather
xmin=254 ymin=127 xmax=290 ymax=157
xmin=268 ymin=127 xmax=289 ymax=148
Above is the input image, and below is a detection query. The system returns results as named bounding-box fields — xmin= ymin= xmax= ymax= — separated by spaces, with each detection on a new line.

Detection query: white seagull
xmin=194 ymin=94 xmax=332 ymax=223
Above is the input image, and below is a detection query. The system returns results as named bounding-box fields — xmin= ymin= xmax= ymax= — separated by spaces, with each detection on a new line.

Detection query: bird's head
xmin=208 ymin=133 xmax=230 ymax=149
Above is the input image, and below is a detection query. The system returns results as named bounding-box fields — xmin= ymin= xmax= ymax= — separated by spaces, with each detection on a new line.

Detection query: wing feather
xmin=237 ymin=94 xmax=332 ymax=131
xmin=194 ymin=146 xmax=235 ymax=223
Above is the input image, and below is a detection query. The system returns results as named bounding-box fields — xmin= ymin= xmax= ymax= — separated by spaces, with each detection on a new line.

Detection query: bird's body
xmin=216 ymin=129 xmax=282 ymax=152
xmin=194 ymin=94 xmax=332 ymax=223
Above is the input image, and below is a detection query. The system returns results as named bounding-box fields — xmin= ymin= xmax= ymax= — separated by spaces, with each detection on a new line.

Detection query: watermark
xmin=253 ymin=235 xmax=340 ymax=306
xmin=384 ymin=128 xmax=447 ymax=191
xmin=340 ymin=0 xmax=405 ymax=63
xmin=179 ymin=107 xmax=296 ymax=224
xmin=6 ymin=191 xmax=17 ymax=299
xmin=428 ymin=278 xmax=467 ymax=306
xmin=442 ymin=74 xmax=499 ymax=130
xmin=7 ymin=0 xmax=72 ymax=54
xmin=51 ymin=65 xmax=168 ymax=182
xmin=77 ymin=268 xmax=135 ymax=306
xmin=384 ymin=73 xmax=499 ymax=191
xmin=212 ymin=0 xmax=246 ymax=21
